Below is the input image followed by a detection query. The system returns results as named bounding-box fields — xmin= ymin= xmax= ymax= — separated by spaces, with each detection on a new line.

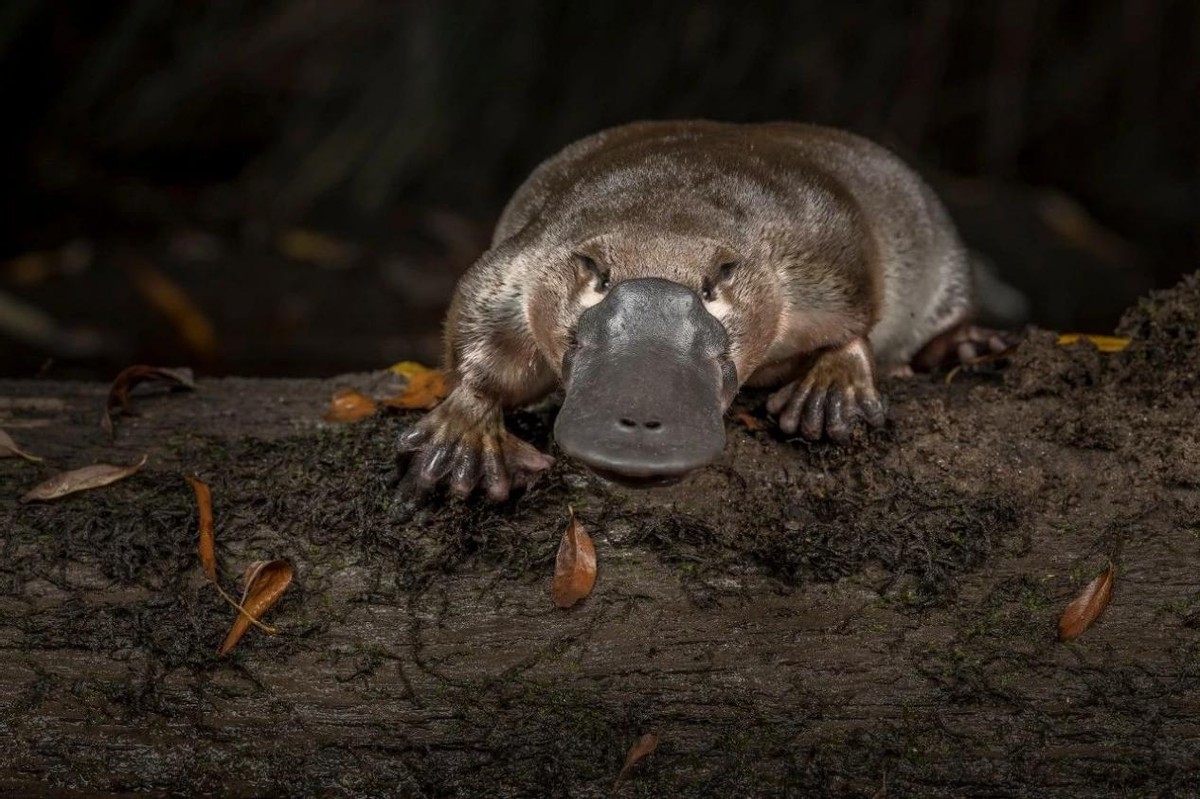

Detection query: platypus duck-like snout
xmin=554 ymin=278 xmax=738 ymax=486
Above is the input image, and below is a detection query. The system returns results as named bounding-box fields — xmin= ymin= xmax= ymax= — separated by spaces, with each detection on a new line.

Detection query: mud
xmin=0 ymin=273 xmax=1198 ymax=797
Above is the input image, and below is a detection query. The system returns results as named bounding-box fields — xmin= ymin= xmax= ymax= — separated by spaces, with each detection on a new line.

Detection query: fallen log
xmin=1 ymin=275 xmax=1198 ymax=797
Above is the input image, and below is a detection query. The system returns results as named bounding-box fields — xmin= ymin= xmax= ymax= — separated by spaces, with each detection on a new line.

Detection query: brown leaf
xmin=551 ymin=507 xmax=597 ymax=608
xmin=102 ymin=365 xmax=196 ymax=438
xmin=187 ymin=476 xmax=217 ymax=582
xmin=20 ymin=456 xmax=148 ymax=502
xmin=0 ymin=428 xmax=43 ymax=463
xmin=615 ymin=731 xmax=659 ymax=786
xmin=381 ymin=363 xmax=449 ymax=411
xmin=324 ymin=388 xmax=378 ymax=422
xmin=736 ymin=411 xmax=766 ymax=431
xmin=1058 ymin=563 xmax=1115 ymax=641
xmin=218 ymin=559 xmax=294 ymax=656
xmin=124 ymin=256 xmax=218 ymax=364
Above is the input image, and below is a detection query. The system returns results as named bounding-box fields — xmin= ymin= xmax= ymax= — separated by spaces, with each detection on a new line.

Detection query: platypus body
xmin=399 ymin=121 xmax=999 ymax=499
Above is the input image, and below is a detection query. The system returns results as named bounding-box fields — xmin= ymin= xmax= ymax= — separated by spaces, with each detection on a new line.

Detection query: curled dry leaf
xmin=615 ymin=731 xmax=659 ymax=786
xmin=1058 ymin=563 xmax=1115 ymax=641
xmin=186 ymin=476 xmax=217 ymax=582
xmin=102 ymin=365 xmax=196 ymax=438
xmin=736 ymin=411 xmax=766 ymax=431
xmin=1056 ymin=333 xmax=1130 ymax=353
xmin=551 ymin=507 xmax=597 ymax=609
xmin=0 ymin=428 xmax=43 ymax=463
xmin=381 ymin=362 xmax=449 ymax=411
xmin=20 ymin=455 xmax=147 ymax=502
xmin=218 ymin=559 xmax=294 ymax=656
xmin=324 ymin=388 xmax=378 ymax=423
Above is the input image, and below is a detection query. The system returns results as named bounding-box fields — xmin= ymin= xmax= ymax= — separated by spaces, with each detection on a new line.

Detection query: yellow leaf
xmin=277 ymin=229 xmax=353 ymax=265
xmin=1056 ymin=333 xmax=1130 ymax=353
xmin=324 ymin=388 xmax=379 ymax=422
xmin=381 ymin=367 xmax=449 ymax=411
xmin=389 ymin=360 xmax=435 ymax=379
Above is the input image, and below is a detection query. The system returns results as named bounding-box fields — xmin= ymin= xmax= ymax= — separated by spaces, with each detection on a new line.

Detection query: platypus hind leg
xmin=766 ymin=337 xmax=887 ymax=441
xmin=910 ymin=324 xmax=1024 ymax=371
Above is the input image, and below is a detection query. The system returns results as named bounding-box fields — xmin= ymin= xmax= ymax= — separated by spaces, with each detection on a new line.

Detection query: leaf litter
xmin=382 ymin=361 xmax=448 ymax=410
xmin=184 ymin=475 xmax=294 ymax=655
xmin=102 ymin=365 xmax=196 ymax=438
xmin=614 ymin=731 xmax=659 ymax=787
xmin=1058 ymin=563 xmax=1115 ymax=641
xmin=324 ymin=388 xmax=379 ymax=422
xmin=551 ymin=507 xmax=597 ymax=608
xmin=20 ymin=456 xmax=148 ymax=502
xmin=0 ymin=429 xmax=43 ymax=463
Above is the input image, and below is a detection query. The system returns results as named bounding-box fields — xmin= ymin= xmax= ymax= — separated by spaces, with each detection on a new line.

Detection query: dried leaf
xmin=20 ymin=456 xmax=148 ymax=502
xmin=1056 ymin=333 xmax=1130 ymax=353
xmin=0 ymin=428 xmax=43 ymax=463
xmin=324 ymin=388 xmax=378 ymax=422
xmin=187 ymin=476 xmax=217 ymax=582
xmin=551 ymin=507 xmax=597 ymax=608
xmin=381 ymin=364 xmax=448 ymax=411
xmin=615 ymin=732 xmax=659 ymax=786
xmin=736 ymin=411 xmax=766 ymax=431
xmin=277 ymin=229 xmax=355 ymax=266
xmin=102 ymin=365 xmax=196 ymax=438
xmin=124 ymin=257 xmax=218 ymax=364
xmin=1058 ymin=563 xmax=1115 ymax=641
xmin=218 ymin=559 xmax=294 ymax=656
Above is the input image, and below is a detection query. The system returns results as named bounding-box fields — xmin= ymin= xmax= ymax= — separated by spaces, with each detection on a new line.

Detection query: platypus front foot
xmin=766 ymin=338 xmax=887 ymax=442
xmin=397 ymin=388 xmax=554 ymax=501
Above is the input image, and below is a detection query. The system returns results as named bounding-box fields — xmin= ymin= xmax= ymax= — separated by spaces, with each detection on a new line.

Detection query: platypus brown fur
xmin=398 ymin=120 xmax=1006 ymax=499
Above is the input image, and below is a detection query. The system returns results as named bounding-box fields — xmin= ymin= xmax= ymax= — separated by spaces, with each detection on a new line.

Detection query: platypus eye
xmin=702 ymin=261 xmax=738 ymax=302
xmin=576 ymin=254 xmax=610 ymax=292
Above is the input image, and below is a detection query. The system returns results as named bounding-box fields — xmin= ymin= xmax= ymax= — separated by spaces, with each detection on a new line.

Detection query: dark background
xmin=1 ymin=1 xmax=1196 ymax=379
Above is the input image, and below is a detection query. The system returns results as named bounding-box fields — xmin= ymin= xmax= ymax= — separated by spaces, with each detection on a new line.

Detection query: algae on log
xmin=1 ymin=276 xmax=1200 ymax=797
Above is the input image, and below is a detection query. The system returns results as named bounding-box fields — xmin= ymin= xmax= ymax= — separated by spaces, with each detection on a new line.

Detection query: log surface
xmin=2 ymin=277 xmax=1199 ymax=797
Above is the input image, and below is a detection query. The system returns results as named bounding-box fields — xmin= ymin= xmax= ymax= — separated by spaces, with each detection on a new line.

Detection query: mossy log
xmin=2 ymin=277 xmax=1199 ymax=797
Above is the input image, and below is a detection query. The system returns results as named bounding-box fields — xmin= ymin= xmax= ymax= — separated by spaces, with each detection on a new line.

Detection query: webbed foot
xmin=912 ymin=324 xmax=1022 ymax=370
xmin=397 ymin=388 xmax=554 ymax=501
xmin=766 ymin=338 xmax=886 ymax=441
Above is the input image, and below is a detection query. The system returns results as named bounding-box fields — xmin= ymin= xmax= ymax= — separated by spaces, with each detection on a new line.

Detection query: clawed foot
xmin=766 ymin=338 xmax=886 ymax=442
xmin=912 ymin=324 xmax=1023 ymax=370
xmin=397 ymin=389 xmax=554 ymax=501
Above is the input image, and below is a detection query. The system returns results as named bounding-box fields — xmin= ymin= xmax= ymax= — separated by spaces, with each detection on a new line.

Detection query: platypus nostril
xmin=619 ymin=418 xmax=637 ymax=428
xmin=643 ymin=420 xmax=662 ymax=430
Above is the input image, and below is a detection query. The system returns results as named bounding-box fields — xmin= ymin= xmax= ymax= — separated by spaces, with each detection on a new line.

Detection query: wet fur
xmin=407 ymin=121 xmax=975 ymax=498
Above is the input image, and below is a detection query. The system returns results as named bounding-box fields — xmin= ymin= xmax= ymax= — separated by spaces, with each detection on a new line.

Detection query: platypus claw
xmin=767 ymin=338 xmax=887 ymax=442
xmin=397 ymin=395 xmax=554 ymax=502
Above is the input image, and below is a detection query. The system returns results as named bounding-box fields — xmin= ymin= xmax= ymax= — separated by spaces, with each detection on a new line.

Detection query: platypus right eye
xmin=576 ymin=254 xmax=611 ymax=292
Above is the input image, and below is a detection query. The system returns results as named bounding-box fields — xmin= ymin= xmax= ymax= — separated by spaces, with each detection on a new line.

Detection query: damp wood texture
xmin=1 ymin=275 xmax=1199 ymax=797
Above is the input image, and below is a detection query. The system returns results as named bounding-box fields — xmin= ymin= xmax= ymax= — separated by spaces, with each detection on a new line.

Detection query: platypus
xmin=398 ymin=121 xmax=1008 ymax=499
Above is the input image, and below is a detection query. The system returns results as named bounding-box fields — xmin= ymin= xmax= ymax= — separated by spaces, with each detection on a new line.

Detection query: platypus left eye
xmin=576 ymin=254 xmax=611 ymax=292
xmin=702 ymin=261 xmax=738 ymax=301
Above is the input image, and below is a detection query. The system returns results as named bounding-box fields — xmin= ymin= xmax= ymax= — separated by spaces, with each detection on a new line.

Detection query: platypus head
xmin=554 ymin=277 xmax=739 ymax=486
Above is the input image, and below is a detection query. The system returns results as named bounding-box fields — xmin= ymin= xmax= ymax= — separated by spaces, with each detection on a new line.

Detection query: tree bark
xmin=1 ymin=317 xmax=1199 ymax=797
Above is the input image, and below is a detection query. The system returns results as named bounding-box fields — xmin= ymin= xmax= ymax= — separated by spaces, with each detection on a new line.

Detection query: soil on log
xmin=1 ymin=274 xmax=1199 ymax=798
